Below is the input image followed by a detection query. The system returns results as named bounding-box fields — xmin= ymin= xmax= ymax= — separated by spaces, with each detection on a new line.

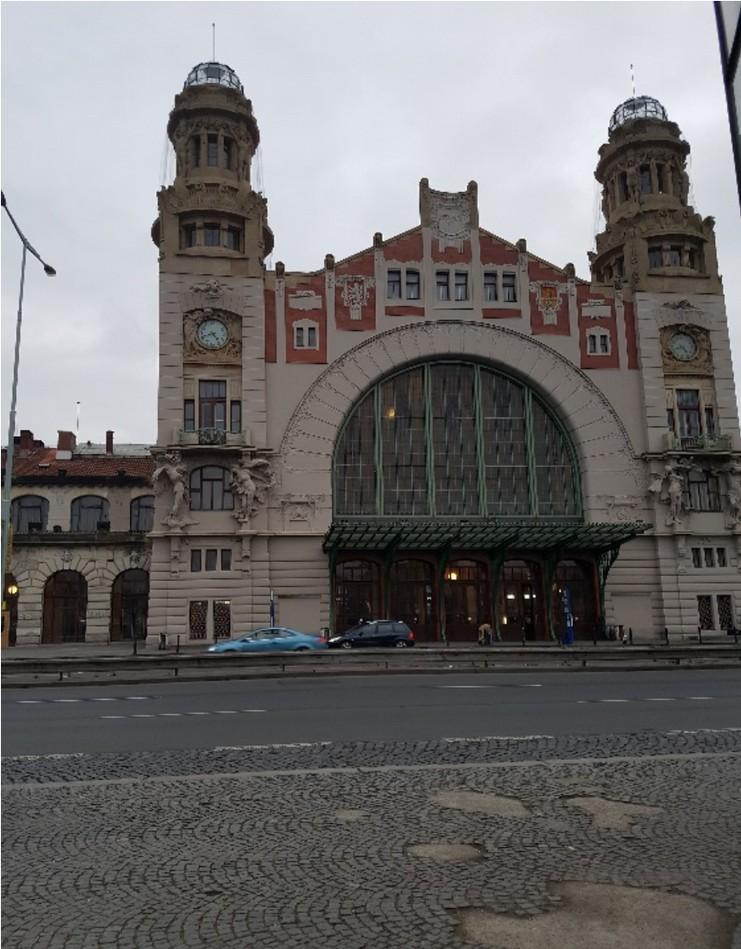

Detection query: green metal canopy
xmin=323 ymin=518 xmax=650 ymax=554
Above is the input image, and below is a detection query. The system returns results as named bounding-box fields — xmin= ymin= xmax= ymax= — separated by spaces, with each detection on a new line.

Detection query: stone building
xmin=144 ymin=63 xmax=740 ymax=647
xmin=3 ymin=430 xmax=153 ymax=645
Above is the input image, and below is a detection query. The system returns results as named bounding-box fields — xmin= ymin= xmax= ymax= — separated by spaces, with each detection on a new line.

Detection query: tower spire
xmin=212 ymin=22 xmax=215 ymax=61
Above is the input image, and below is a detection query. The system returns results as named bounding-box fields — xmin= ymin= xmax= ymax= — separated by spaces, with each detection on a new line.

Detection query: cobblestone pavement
xmin=3 ymin=731 xmax=741 ymax=948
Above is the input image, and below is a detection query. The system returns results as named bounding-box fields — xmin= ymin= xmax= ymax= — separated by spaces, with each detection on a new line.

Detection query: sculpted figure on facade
xmin=648 ymin=461 xmax=686 ymax=527
xmin=726 ymin=462 xmax=741 ymax=526
xmin=231 ymin=457 xmax=275 ymax=524
xmin=152 ymin=451 xmax=189 ymax=526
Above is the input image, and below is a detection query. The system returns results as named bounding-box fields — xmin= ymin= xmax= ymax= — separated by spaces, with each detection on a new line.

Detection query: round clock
xmin=669 ymin=332 xmax=697 ymax=361
xmin=197 ymin=318 xmax=228 ymax=350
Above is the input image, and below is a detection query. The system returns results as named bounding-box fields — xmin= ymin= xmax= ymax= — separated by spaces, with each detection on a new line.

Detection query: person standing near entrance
xmin=478 ymin=621 xmax=493 ymax=646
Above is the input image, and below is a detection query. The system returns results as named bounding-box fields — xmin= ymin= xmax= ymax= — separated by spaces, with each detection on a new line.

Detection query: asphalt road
xmin=3 ymin=668 xmax=740 ymax=757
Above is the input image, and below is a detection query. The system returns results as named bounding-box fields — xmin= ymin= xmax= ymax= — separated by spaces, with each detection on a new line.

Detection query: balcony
xmin=177 ymin=428 xmax=249 ymax=449
xmin=663 ymin=432 xmax=733 ymax=453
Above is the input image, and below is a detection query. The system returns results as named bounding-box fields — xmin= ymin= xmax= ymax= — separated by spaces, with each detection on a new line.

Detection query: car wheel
xmin=395 ymin=640 xmax=409 ymax=648
xmin=294 ymin=646 xmax=310 ymax=652
xmin=340 ymin=641 xmax=353 ymax=649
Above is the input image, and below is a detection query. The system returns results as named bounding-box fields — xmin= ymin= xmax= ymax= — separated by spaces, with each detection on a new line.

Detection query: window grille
xmin=213 ymin=600 xmax=232 ymax=639
xmin=531 ymin=398 xmax=576 ymax=516
xmin=480 ymin=374 xmax=529 ymax=515
xmin=697 ymin=595 xmax=714 ymax=630
xmin=381 ymin=369 xmax=428 ymax=515
xmin=717 ymin=595 xmax=733 ymax=630
xmin=431 ymin=365 xmax=479 ymax=515
xmin=335 ymin=393 xmax=376 ymax=515
xmin=189 ymin=600 xmax=208 ymax=639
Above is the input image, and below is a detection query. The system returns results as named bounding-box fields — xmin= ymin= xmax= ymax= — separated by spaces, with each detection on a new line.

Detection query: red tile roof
xmin=2 ymin=447 xmax=154 ymax=480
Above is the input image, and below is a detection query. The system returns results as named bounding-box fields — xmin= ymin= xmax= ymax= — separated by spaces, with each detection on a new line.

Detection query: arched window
xmin=190 ymin=466 xmax=233 ymax=511
xmin=70 ymin=496 xmax=110 ymax=532
xmin=130 ymin=495 xmax=155 ymax=532
xmin=42 ymin=571 xmax=87 ymax=643
xmin=11 ymin=495 xmax=49 ymax=533
xmin=110 ymin=569 xmax=149 ymax=641
xmin=333 ymin=361 xmax=579 ymax=518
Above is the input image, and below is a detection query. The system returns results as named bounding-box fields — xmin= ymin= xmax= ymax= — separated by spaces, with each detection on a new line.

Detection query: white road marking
xmin=440 ymin=685 xmax=487 ymax=689
xmin=241 ymin=709 xmax=266 ymax=713
xmin=214 ymin=741 xmax=332 ymax=751
xmin=17 ymin=700 xmax=42 ymax=704
xmin=131 ymin=714 xmax=155 ymax=718
xmin=645 ymin=697 xmax=674 ymax=702
xmin=101 ymin=715 xmax=126 ymax=720
xmin=214 ymin=710 xmax=238 ymax=714
xmin=52 ymin=699 xmax=80 ymax=703
xmin=158 ymin=713 xmax=182 ymax=717
xmin=601 ymin=699 xmax=629 ymax=703
xmin=124 ymin=696 xmax=149 ymax=701
xmin=187 ymin=712 xmax=209 ymax=716
xmin=91 ymin=697 xmax=117 ymax=702
xmin=689 ymin=696 xmax=713 ymax=701
xmin=522 ymin=683 xmax=543 ymax=688
xmin=444 ymin=735 xmax=554 ymax=742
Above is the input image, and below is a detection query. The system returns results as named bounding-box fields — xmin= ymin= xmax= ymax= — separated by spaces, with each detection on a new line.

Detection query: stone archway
xmin=278 ymin=320 xmax=639 ymax=521
xmin=42 ymin=571 xmax=88 ymax=644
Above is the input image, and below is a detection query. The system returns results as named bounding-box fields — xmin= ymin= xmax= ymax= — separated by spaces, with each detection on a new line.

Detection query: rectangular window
xmin=666 ymin=408 xmax=675 ymax=434
xmin=599 ymin=334 xmax=610 ymax=354
xmin=295 ymin=326 xmax=304 ymax=347
xmin=668 ymin=246 xmax=682 ymax=266
xmin=191 ymin=550 xmax=202 ymax=572
xmin=691 ymin=547 xmax=702 ymax=568
xmin=205 ymin=549 xmax=218 ymax=571
xmin=405 ymin=269 xmax=420 ymax=300
xmin=454 ymin=271 xmax=469 ymax=301
xmin=677 ymin=389 xmax=701 ymax=440
xmin=189 ymin=600 xmax=208 ymax=640
xmin=224 ymin=226 xmax=241 ymax=251
xmin=717 ymin=595 xmax=733 ymax=630
xmin=639 ymin=164 xmax=651 ymax=194
xmin=656 ymin=163 xmax=665 ymax=193
xmin=222 ymin=137 xmax=233 ymax=170
xmin=436 ymin=271 xmax=450 ymax=301
xmin=307 ymin=325 xmax=317 ymax=348
xmin=386 ymin=269 xmax=402 ymax=299
xmin=685 ymin=469 xmax=721 ymax=512
xmin=199 ymin=380 xmax=227 ymax=430
xmin=704 ymin=548 xmax=715 ymax=568
xmin=213 ymin=599 xmax=232 ymax=640
xmin=184 ymin=400 xmax=195 ymax=432
xmin=648 ymin=247 xmax=662 ymax=268
xmin=587 ymin=334 xmax=597 ymax=355
xmin=717 ymin=548 xmax=727 ymax=568
xmin=207 ymin=134 xmax=219 ymax=166
xmin=230 ymin=400 xmax=241 ymax=434
xmin=181 ymin=224 xmax=197 ymax=248
xmin=221 ymin=549 xmax=232 ymax=570
xmin=191 ymin=136 xmax=201 ymax=168
xmin=704 ymin=406 xmax=715 ymax=437
xmin=204 ymin=224 xmax=221 ymax=247
xmin=697 ymin=595 xmax=713 ymax=630
xmin=502 ymin=273 xmax=517 ymax=302
xmin=484 ymin=272 xmax=498 ymax=302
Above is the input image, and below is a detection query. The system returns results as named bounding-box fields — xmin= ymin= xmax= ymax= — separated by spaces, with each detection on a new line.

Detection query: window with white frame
xmin=386 ymin=267 xmax=421 ymax=301
xmin=454 ymin=272 xmax=469 ymax=302
xmin=386 ymin=269 xmax=402 ymax=300
xmin=502 ymin=272 xmax=517 ymax=303
xmin=436 ymin=271 xmax=450 ymax=301
xmin=483 ymin=272 xmax=498 ymax=302
xmin=293 ymin=320 xmax=319 ymax=350
xmin=587 ymin=330 xmax=611 ymax=355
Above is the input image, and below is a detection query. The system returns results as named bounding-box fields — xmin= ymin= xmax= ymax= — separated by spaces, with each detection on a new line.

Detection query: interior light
xmin=384 ymin=406 xmax=396 ymax=419
xmin=6 ymin=584 xmax=18 ymax=596
xmin=502 ymin=616 xmax=508 ymax=625
xmin=523 ymin=593 xmax=530 ymax=600
xmin=446 ymin=570 xmax=458 ymax=581
xmin=506 ymin=593 xmax=516 ymax=600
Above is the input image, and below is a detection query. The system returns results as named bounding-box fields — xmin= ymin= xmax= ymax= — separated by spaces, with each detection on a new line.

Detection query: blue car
xmin=207 ymin=627 xmax=327 ymax=654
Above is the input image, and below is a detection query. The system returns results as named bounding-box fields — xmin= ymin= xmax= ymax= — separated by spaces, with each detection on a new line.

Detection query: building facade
xmin=3 ymin=430 xmax=153 ymax=645
xmin=144 ymin=64 xmax=740 ymax=647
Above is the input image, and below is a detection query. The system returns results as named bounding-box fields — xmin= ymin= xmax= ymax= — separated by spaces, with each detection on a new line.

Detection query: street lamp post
xmin=1 ymin=191 xmax=56 ymax=577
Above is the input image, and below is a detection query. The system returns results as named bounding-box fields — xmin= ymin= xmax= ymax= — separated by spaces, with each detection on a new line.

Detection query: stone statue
xmin=230 ymin=457 xmax=274 ymax=524
xmin=726 ymin=462 xmax=741 ymax=526
xmin=666 ymin=467 xmax=684 ymax=526
xmin=152 ymin=451 xmax=189 ymax=525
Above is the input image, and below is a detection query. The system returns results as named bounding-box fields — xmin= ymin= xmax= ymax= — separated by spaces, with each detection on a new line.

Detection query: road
xmin=3 ymin=669 xmax=741 ymax=949
xmin=2 ymin=668 xmax=740 ymax=756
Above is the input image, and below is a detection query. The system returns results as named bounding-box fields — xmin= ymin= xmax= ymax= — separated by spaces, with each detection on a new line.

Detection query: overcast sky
xmin=2 ymin=1 xmax=740 ymax=448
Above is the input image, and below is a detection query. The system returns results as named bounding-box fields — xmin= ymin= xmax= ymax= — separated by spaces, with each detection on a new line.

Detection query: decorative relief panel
xmin=429 ymin=190 xmax=471 ymax=252
xmin=335 ymin=276 xmax=375 ymax=321
xmin=531 ymin=282 xmax=566 ymax=326
xmin=287 ymin=291 xmax=323 ymax=311
xmin=660 ymin=324 xmax=712 ymax=375
xmin=183 ymin=308 xmax=242 ymax=364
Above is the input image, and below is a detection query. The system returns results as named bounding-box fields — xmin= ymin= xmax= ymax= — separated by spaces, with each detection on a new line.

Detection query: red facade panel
xmin=479 ymin=232 xmax=519 ymax=266
xmin=285 ymin=276 xmax=327 ymax=365
xmin=384 ymin=230 xmax=422 ymax=262
xmin=385 ymin=305 xmax=426 ymax=317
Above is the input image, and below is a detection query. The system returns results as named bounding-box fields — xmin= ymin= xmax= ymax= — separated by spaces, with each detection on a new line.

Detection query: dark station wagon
xmin=328 ymin=620 xmax=415 ymax=649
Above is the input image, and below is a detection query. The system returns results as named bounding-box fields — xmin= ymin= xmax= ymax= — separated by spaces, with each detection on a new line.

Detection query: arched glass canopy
xmin=184 ymin=62 xmax=243 ymax=93
xmin=333 ymin=361 xmax=580 ymax=520
xmin=609 ymin=96 xmax=668 ymax=132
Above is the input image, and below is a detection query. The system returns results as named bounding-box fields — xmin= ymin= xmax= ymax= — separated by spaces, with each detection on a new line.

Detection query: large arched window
xmin=333 ymin=361 xmax=579 ymax=518
xmin=190 ymin=466 xmax=233 ymax=511
xmin=11 ymin=495 xmax=49 ymax=533
xmin=70 ymin=495 xmax=110 ymax=532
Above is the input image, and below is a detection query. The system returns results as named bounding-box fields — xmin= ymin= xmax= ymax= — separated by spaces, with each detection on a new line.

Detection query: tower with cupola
xmin=148 ymin=63 xmax=275 ymax=646
xmin=592 ymin=96 xmax=740 ymax=636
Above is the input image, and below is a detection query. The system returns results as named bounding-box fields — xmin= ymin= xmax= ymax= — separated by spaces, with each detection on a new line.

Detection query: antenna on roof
xmin=75 ymin=401 xmax=80 ymax=439
xmin=630 ymin=63 xmax=636 ymax=99
xmin=212 ymin=22 xmax=216 ymax=61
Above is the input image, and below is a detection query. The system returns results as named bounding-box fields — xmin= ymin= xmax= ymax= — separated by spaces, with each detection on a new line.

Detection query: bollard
xmin=133 ymin=637 xmax=138 ymax=656
xmin=664 ymin=627 xmax=669 ymax=645
xmin=628 ymin=627 xmax=633 ymax=645
xmin=158 ymin=631 xmax=167 ymax=651
xmin=176 ymin=634 xmax=180 ymax=655
xmin=697 ymin=625 xmax=703 ymax=645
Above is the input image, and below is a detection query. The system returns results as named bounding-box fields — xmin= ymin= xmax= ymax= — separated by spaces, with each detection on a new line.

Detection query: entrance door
xmin=334 ymin=560 xmax=381 ymax=634
xmin=498 ymin=560 xmax=543 ymax=641
xmin=553 ymin=560 xmax=598 ymax=641
xmin=42 ymin=571 xmax=87 ymax=643
xmin=110 ymin=569 xmax=149 ymax=641
xmin=390 ymin=559 xmax=436 ymax=641
xmin=444 ymin=559 xmax=489 ymax=641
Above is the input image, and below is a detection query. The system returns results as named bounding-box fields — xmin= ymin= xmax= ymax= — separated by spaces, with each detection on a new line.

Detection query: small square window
xmin=405 ymin=270 xmax=420 ymax=300
xmin=221 ymin=549 xmax=232 ymax=570
xmin=484 ymin=272 xmax=498 ymax=302
xmin=717 ymin=548 xmax=727 ymax=568
xmin=436 ymin=271 xmax=450 ymax=301
xmin=704 ymin=548 xmax=715 ymax=568
xmin=205 ymin=549 xmax=218 ymax=571
xmin=691 ymin=548 xmax=702 ymax=568
xmin=387 ymin=269 xmax=402 ymax=299
xmin=191 ymin=550 xmax=202 ymax=572
xmin=502 ymin=273 xmax=517 ymax=302
xmin=454 ymin=272 xmax=468 ymax=301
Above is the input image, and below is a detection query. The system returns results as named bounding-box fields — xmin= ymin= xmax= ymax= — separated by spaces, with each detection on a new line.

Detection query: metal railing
xmin=666 ymin=433 xmax=732 ymax=452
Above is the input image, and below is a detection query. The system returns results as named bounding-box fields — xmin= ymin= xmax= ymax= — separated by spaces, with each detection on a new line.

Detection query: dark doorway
xmin=553 ymin=559 xmax=598 ymax=641
xmin=444 ymin=559 xmax=489 ymax=641
xmin=334 ymin=559 xmax=381 ymax=633
xmin=110 ymin=569 xmax=149 ymax=641
xmin=498 ymin=560 xmax=544 ymax=641
xmin=390 ymin=559 xmax=436 ymax=641
xmin=42 ymin=571 xmax=87 ymax=643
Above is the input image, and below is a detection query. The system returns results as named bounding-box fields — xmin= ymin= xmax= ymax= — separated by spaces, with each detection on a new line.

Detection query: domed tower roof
xmin=183 ymin=61 xmax=244 ymax=94
xmin=608 ymin=95 xmax=668 ymax=133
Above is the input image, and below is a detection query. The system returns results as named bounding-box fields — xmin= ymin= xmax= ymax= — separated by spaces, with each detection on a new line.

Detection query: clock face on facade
xmin=669 ymin=332 xmax=697 ymax=361
xmin=197 ymin=318 xmax=228 ymax=350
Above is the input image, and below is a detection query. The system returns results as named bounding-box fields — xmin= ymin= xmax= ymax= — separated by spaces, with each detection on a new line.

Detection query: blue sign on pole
xmin=562 ymin=587 xmax=575 ymax=645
